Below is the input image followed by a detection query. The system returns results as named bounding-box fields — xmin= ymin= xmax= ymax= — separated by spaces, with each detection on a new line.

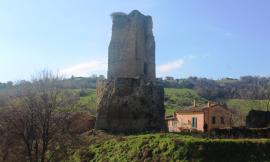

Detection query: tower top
xmin=107 ymin=10 xmax=156 ymax=81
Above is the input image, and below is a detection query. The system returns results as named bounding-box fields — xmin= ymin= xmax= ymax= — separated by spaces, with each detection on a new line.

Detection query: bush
xmin=79 ymin=89 xmax=89 ymax=97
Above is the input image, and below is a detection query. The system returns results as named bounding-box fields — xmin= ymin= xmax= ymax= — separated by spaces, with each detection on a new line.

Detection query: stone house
xmin=166 ymin=102 xmax=232 ymax=132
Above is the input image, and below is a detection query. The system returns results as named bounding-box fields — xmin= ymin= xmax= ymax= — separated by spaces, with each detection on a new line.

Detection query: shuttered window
xmin=212 ymin=116 xmax=216 ymax=124
xmin=221 ymin=117 xmax=225 ymax=124
xmin=192 ymin=117 xmax=197 ymax=128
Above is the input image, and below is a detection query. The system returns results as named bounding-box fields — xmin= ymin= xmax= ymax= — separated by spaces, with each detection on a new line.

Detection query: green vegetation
xmin=164 ymin=88 xmax=207 ymax=115
xmin=215 ymin=78 xmax=238 ymax=84
xmin=70 ymin=88 xmax=208 ymax=116
xmin=78 ymin=89 xmax=96 ymax=107
xmin=67 ymin=133 xmax=270 ymax=162
xmin=56 ymin=89 xmax=97 ymax=114
xmin=227 ymin=99 xmax=270 ymax=114
xmin=76 ymin=89 xmax=97 ymax=114
xmin=70 ymin=88 xmax=270 ymax=117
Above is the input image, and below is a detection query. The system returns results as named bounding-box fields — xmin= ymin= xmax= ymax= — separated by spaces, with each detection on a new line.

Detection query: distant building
xmin=166 ymin=101 xmax=232 ymax=132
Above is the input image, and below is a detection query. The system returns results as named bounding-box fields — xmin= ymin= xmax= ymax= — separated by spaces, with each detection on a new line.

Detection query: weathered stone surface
xmin=108 ymin=10 xmax=155 ymax=81
xmin=68 ymin=112 xmax=96 ymax=135
xmin=95 ymin=78 xmax=166 ymax=133
xmin=95 ymin=10 xmax=166 ymax=133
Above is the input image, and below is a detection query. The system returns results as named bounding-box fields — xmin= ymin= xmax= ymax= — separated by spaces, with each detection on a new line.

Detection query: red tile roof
xmin=175 ymin=103 xmax=228 ymax=113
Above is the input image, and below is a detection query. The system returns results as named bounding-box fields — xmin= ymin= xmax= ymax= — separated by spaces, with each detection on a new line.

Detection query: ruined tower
xmin=95 ymin=10 xmax=166 ymax=133
xmin=108 ymin=10 xmax=155 ymax=81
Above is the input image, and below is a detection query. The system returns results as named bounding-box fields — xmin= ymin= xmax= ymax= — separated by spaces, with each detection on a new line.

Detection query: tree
xmin=0 ymin=70 xmax=79 ymax=162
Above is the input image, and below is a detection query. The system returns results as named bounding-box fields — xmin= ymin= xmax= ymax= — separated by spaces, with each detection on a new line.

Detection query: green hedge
xmin=67 ymin=133 xmax=270 ymax=162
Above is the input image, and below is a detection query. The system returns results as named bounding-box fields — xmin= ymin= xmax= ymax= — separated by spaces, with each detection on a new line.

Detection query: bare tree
xmin=0 ymin=70 xmax=80 ymax=162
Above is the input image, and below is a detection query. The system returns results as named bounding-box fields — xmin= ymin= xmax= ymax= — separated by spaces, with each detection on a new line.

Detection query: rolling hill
xmin=73 ymin=88 xmax=269 ymax=117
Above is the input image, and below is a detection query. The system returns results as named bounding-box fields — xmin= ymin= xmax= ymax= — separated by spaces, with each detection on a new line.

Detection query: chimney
xmin=193 ymin=100 xmax=196 ymax=107
xmin=208 ymin=101 xmax=211 ymax=107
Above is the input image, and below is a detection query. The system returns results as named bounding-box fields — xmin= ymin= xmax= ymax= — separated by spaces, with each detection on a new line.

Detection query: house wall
xmin=167 ymin=119 xmax=178 ymax=132
xmin=167 ymin=104 xmax=232 ymax=133
xmin=174 ymin=112 xmax=204 ymax=132
xmin=204 ymin=105 xmax=231 ymax=130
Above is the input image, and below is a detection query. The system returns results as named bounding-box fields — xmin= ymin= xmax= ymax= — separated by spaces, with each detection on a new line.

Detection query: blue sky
xmin=1 ymin=0 xmax=270 ymax=82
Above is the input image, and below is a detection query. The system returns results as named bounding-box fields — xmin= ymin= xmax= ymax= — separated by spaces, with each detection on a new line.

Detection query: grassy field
xmin=164 ymin=88 xmax=207 ymax=115
xmin=73 ymin=88 xmax=207 ymax=116
xmin=75 ymin=89 xmax=97 ymax=114
xmin=227 ymin=99 xmax=270 ymax=115
xmin=73 ymin=88 xmax=270 ymax=117
xmin=56 ymin=89 xmax=97 ymax=113
xmin=77 ymin=89 xmax=96 ymax=107
xmin=67 ymin=133 xmax=270 ymax=162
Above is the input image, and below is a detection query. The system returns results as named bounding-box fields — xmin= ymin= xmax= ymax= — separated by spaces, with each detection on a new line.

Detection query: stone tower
xmin=95 ymin=10 xmax=166 ymax=133
xmin=108 ymin=10 xmax=155 ymax=81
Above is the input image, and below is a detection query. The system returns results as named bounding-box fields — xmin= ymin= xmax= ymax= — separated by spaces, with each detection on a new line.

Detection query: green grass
xmin=71 ymin=88 xmax=207 ymax=116
xmin=215 ymin=78 xmax=238 ymax=84
xmin=165 ymin=108 xmax=176 ymax=116
xmin=57 ymin=89 xmax=97 ymax=114
xmin=76 ymin=89 xmax=97 ymax=114
xmin=78 ymin=89 xmax=96 ymax=106
xmin=164 ymin=88 xmax=207 ymax=115
xmin=70 ymin=88 xmax=270 ymax=118
xmin=227 ymin=99 xmax=270 ymax=114
xmin=67 ymin=133 xmax=270 ymax=162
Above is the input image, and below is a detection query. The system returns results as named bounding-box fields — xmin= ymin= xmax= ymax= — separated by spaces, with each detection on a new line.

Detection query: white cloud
xmin=60 ymin=59 xmax=107 ymax=77
xmin=157 ymin=59 xmax=184 ymax=73
xmin=61 ymin=58 xmax=184 ymax=78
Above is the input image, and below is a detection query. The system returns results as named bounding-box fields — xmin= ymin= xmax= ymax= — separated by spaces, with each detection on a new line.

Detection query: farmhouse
xmin=167 ymin=101 xmax=232 ymax=132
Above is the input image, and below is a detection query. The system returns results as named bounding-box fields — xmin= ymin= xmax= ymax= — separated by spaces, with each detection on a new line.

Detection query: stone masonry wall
xmin=95 ymin=78 xmax=166 ymax=133
xmin=95 ymin=10 xmax=166 ymax=133
xmin=108 ymin=10 xmax=155 ymax=81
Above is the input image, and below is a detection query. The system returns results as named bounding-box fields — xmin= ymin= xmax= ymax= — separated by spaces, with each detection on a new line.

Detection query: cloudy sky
xmin=1 ymin=0 xmax=270 ymax=82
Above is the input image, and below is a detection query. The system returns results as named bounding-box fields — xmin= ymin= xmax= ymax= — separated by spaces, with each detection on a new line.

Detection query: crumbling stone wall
xmin=95 ymin=10 xmax=166 ymax=133
xmin=108 ymin=10 xmax=155 ymax=81
xmin=95 ymin=78 xmax=166 ymax=133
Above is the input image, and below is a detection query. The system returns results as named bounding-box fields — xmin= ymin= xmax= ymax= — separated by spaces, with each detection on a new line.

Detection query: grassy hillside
xmin=57 ymin=89 xmax=97 ymax=114
xmin=227 ymin=99 xmax=270 ymax=114
xmin=164 ymin=88 xmax=207 ymax=115
xmin=78 ymin=89 xmax=96 ymax=107
xmin=67 ymin=133 xmax=270 ymax=162
xmin=72 ymin=88 xmax=207 ymax=116
xmin=76 ymin=89 xmax=97 ymax=114
xmin=72 ymin=88 xmax=270 ymax=117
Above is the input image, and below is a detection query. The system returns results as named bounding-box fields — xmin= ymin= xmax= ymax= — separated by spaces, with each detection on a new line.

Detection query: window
xmin=192 ymin=117 xmax=197 ymax=128
xmin=171 ymin=120 xmax=178 ymax=128
xmin=173 ymin=121 xmax=178 ymax=127
xmin=144 ymin=63 xmax=147 ymax=75
xmin=212 ymin=116 xmax=216 ymax=124
xmin=180 ymin=118 xmax=183 ymax=126
xmin=221 ymin=117 xmax=225 ymax=124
